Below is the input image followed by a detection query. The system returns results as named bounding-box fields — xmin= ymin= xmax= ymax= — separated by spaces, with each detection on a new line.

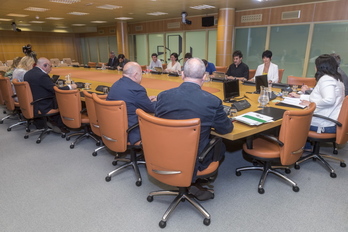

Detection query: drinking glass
xmin=292 ymin=85 xmax=298 ymax=92
xmin=258 ymin=86 xmax=269 ymax=108
xmin=103 ymin=87 xmax=109 ymax=94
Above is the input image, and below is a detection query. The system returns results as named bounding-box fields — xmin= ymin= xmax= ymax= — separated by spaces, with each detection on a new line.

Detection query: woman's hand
xmin=289 ymin=92 xmax=300 ymax=98
xmin=300 ymin=100 xmax=310 ymax=106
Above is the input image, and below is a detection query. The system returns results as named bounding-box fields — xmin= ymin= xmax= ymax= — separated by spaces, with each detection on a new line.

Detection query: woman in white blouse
xmin=165 ymin=52 xmax=181 ymax=73
xmin=254 ymin=50 xmax=279 ymax=83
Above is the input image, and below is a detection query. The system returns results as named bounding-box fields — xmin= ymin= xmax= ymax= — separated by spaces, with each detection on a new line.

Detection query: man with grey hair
xmin=106 ymin=51 xmax=117 ymax=68
xmin=330 ymin=53 xmax=348 ymax=96
xmin=107 ymin=62 xmax=157 ymax=144
xmin=155 ymin=58 xmax=233 ymax=201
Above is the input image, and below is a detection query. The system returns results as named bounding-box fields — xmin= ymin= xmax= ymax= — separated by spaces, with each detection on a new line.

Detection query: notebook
xmin=211 ymin=71 xmax=226 ymax=82
xmin=51 ymin=75 xmax=60 ymax=83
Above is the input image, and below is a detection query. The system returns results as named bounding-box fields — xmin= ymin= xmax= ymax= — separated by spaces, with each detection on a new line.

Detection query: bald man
xmin=107 ymin=62 xmax=157 ymax=144
xmin=24 ymin=57 xmax=77 ymax=132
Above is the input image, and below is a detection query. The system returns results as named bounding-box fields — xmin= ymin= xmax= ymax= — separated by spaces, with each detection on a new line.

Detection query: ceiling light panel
xmin=29 ymin=21 xmax=45 ymax=23
xmin=49 ymin=0 xmax=81 ymax=4
xmin=115 ymin=17 xmax=133 ymax=20
xmin=147 ymin=12 xmax=168 ymax=16
xmin=7 ymin=14 xmax=29 ymax=17
xmin=97 ymin=5 xmax=122 ymax=10
xmin=46 ymin=17 xmax=64 ymax=20
xmin=24 ymin=7 xmax=49 ymax=12
xmin=0 ymin=18 xmax=13 ymax=21
xmin=68 ymin=12 xmax=89 ymax=15
xmin=190 ymin=5 xmax=216 ymax=10
xmin=91 ymin=21 xmax=107 ymax=23
xmin=72 ymin=24 xmax=85 ymax=26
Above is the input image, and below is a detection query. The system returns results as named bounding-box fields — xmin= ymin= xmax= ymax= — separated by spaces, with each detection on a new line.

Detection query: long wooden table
xmin=51 ymin=67 xmax=300 ymax=141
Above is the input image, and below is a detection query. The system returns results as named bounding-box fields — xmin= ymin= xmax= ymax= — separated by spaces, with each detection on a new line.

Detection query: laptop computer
xmin=51 ymin=75 xmax=60 ymax=83
xmin=154 ymin=67 xmax=163 ymax=72
xmin=211 ymin=71 xmax=226 ymax=82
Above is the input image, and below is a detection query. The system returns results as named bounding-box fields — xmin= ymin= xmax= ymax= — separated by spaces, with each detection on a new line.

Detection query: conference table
xmin=51 ymin=67 xmax=300 ymax=142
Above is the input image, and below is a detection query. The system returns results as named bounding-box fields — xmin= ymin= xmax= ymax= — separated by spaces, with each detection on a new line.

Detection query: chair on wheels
xmin=236 ymin=103 xmax=316 ymax=194
xmin=0 ymin=76 xmax=26 ymax=131
xmin=93 ymin=94 xmax=145 ymax=186
xmin=295 ymin=96 xmax=348 ymax=177
xmin=278 ymin=69 xmax=285 ymax=83
xmin=215 ymin=66 xmax=227 ymax=73
xmin=13 ymin=80 xmax=61 ymax=143
xmin=287 ymin=76 xmax=316 ymax=87
xmin=249 ymin=69 xmax=256 ymax=79
xmin=54 ymin=86 xmax=100 ymax=149
xmin=82 ymin=90 xmax=107 ymax=156
xmin=136 ymin=108 xmax=222 ymax=228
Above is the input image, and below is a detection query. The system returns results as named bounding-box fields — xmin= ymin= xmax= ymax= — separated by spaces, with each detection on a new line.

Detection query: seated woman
xmin=165 ymin=52 xmax=181 ymax=73
xmin=12 ymin=56 xmax=36 ymax=82
xmin=253 ymin=50 xmax=279 ymax=83
xmin=5 ymin=57 xmax=22 ymax=80
xmin=290 ymin=54 xmax=345 ymax=136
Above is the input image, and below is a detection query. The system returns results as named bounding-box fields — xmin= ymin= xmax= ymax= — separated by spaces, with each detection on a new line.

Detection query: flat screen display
xmin=255 ymin=74 xmax=268 ymax=93
xmin=223 ymin=79 xmax=240 ymax=102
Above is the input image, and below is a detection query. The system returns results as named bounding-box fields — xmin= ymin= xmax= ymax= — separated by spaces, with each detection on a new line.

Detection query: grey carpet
xmin=0 ymin=115 xmax=347 ymax=232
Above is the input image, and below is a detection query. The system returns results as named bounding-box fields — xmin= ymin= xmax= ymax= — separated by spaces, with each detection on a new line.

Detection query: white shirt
xmin=149 ymin=60 xmax=162 ymax=69
xmin=255 ymin=62 xmax=279 ymax=83
xmin=166 ymin=61 xmax=181 ymax=72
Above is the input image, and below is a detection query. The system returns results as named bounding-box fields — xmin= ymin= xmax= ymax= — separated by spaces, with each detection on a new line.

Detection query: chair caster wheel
xmin=96 ymin=142 xmax=101 ymax=146
xmin=340 ymin=162 xmax=346 ymax=168
xmin=66 ymin=137 xmax=70 ymax=141
xmin=258 ymin=188 xmax=265 ymax=194
xmin=333 ymin=150 xmax=338 ymax=155
xmin=330 ymin=172 xmax=337 ymax=178
xmin=159 ymin=220 xmax=166 ymax=228
xmin=26 ymin=129 xmax=30 ymax=132
xmin=70 ymin=144 xmax=74 ymax=149
xmin=285 ymin=169 xmax=291 ymax=174
xmin=0 ymin=120 xmax=3 ymax=124
xmin=92 ymin=152 xmax=97 ymax=156
xmin=105 ymin=176 xmax=111 ymax=182
xmin=61 ymin=134 xmax=66 ymax=138
xmin=147 ymin=196 xmax=153 ymax=202
xmin=24 ymin=135 xmax=29 ymax=139
xmin=36 ymin=139 xmax=41 ymax=144
xmin=294 ymin=164 xmax=300 ymax=169
xmin=112 ymin=160 xmax=118 ymax=166
xmin=235 ymin=171 xmax=241 ymax=176
xmin=292 ymin=186 xmax=300 ymax=192
xmin=7 ymin=128 xmax=11 ymax=131
xmin=203 ymin=218 xmax=211 ymax=226
xmin=136 ymin=180 xmax=142 ymax=186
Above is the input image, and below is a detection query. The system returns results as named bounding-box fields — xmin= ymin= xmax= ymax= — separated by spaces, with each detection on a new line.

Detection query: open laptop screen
xmin=223 ymin=79 xmax=239 ymax=102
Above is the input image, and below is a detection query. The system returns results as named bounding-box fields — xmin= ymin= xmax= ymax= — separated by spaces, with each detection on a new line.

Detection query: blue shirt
xmin=206 ymin=62 xmax=216 ymax=75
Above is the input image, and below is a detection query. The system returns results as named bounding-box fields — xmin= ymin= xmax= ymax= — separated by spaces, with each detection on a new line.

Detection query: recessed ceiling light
xmin=50 ymin=0 xmax=80 ymax=4
xmin=29 ymin=21 xmax=45 ymax=23
xmin=17 ymin=24 xmax=31 ymax=26
xmin=46 ymin=17 xmax=64 ymax=20
xmin=147 ymin=12 xmax=168 ymax=16
xmin=68 ymin=12 xmax=89 ymax=15
xmin=72 ymin=24 xmax=85 ymax=26
xmin=97 ymin=5 xmax=122 ymax=10
xmin=91 ymin=21 xmax=107 ymax=23
xmin=56 ymin=25 xmax=68 ymax=28
xmin=24 ymin=7 xmax=49 ymax=12
xmin=7 ymin=13 xmax=28 ymax=17
xmin=0 ymin=18 xmax=12 ymax=21
xmin=115 ymin=17 xmax=133 ymax=20
xmin=190 ymin=5 xmax=216 ymax=10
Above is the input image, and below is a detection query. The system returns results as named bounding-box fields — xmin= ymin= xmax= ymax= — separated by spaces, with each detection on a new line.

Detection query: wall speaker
xmin=202 ymin=16 xmax=214 ymax=27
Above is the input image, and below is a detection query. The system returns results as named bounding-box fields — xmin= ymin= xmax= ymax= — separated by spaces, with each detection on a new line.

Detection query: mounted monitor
xmin=202 ymin=16 xmax=214 ymax=27
xmin=223 ymin=79 xmax=240 ymax=103
xmin=255 ymin=74 xmax=268 ymax=93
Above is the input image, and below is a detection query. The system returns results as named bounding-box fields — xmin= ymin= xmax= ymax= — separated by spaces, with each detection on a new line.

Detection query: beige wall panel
xmin=270 ymin=4 xmax=315 ymax=24
xmin=128 ymin=23 xmax=147 ymax=34
xmin=163 ymin=19 xmax=184 ymax=32
xmin=146 ymin=21 xmax=164 ymax=33
xmin=80 ymin=26 xmax=117 ymax=37
xmin=313 ymin=0 xmax=348 ymax=22
xmin=235 ymin=9 xmax=270 ymax=27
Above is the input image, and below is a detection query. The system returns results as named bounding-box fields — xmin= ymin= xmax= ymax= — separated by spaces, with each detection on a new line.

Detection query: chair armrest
xmin=30 ymin=96 xmax=54 ymax=105
xmin=313 ymin=114 xmax=342 ymax=127
xmin=127 ymin=123 xmax=139 ymax=134
xmin=198 ymin=136 xmax=222 ymax=162
xmin=246 ymin=133 xmax=284 ymax=149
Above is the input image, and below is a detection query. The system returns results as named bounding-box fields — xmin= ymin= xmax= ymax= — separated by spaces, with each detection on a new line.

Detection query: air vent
xmin=98 ymin=29 xmax=104 ymax=34
xmin=241 ymin=14 xmax=262 ymax=23
xmin=167 ymin=22 xmax=180 ymax=29
xmin=282 ymin=10 xmax=301 ymax=20
xmin=109 ymin=29 xmax=115 ymax=33
xmin=135 ymin=25 xmax=143 ymax=31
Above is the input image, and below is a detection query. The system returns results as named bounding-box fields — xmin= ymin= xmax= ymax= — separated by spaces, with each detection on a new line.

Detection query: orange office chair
xmin=87 ymin=62 xmax=97 ymax=68
xmin=93 ymin=94 xmax=145 ymax=186
xmin=287 ymin=76 xmax=316 ymax=87
xmin=278 ymin=69 xmax=285 ymax=83
xmin=54 ymin=86 xmax=100 ymax=149
xmin=83 ymin=90 xmax=107 ymax=156
xmin=215 ymin=66 xmax=227 ymax=73
xmin=236 ymin=103 xmax=316 ymax=194
xmin=249 ymin=69 xmax=256 ymax=79
xmin=0 ymin=75 xmax=7 ymax=114
xmin=162 ymin=63 xmax=167 ymax=70
xmin=295 ymin=96 xmax=348 ymax=177
xmin=13 ymin=80 xmax=60 ymax=143
xmin=136 ymin=109 xmax=222 ymax=228
xmin=0 ymin=76 xmax=26 ymax=131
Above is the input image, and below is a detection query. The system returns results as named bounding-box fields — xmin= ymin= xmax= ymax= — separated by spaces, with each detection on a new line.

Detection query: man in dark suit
xmin=155 ymin=57 xmax=233 ymax=200
xmin=106 ymin=51 xmax=117 ymax=68
xmin=24 ymin=57 xmax=77 ymax=132
xmin=107 ymin=62 xmax=157 ymax=144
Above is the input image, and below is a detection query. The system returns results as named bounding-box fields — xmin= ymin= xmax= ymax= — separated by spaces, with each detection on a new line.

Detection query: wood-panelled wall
xmin=0 ymin=31 xmax=81 ymax=63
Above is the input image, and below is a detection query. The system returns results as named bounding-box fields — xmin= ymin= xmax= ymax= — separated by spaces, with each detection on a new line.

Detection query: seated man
xmin=149 ymin=53 xmax=162 ymax=70
xmin=24 ymin=57 xmax=77 ymax=132
xmin=106 ymin=51 xmax=117 ymax=68
xmin=226 ymin=50 xmax=250 ymax=81
xmin=107 ymin=62 xmax=157 ymax=144
xmin=115 ymin=54 xmax=130 ymax=71
xmin=202 ymin=59 xmax=216 ymax=75
xmin=155 ymin=57 xmax=233 ymax=200
xmin=181 ymin=52 xmax=193 ymax=71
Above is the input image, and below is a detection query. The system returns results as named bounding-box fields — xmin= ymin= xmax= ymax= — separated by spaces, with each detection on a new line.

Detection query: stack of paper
xmin=280 ymin=97 xmax=306 ymax=108
xmin=234 ymin=112 xmax=274 ymax=126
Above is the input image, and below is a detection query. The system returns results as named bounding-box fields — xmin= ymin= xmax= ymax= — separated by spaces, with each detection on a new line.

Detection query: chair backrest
xmin=215 ymin=66 xmax=227 ymax=73
xmin=136 ymin=109 xmax=201 ymax=187
xmin=249 ymin=69 xmax=256 ymax=79
xmin=278 ymin=69 xmax=285 ymax=83
xmin=92 ymin=93 xmax=128 ymax=152
xmin=278 ymin=102 xmax=316 ymax=165
xmin=54 ymin=86 xmax=82 ymax=128
xmin=162 ymin=63 xmax=167 ymax=70
xmin=13 ymin=79 xmax=35 ymax=119
xmin=0 ymin=76 xmax=15 ymax=111
xmin=50 ymin=58 xmax=61 ymax=67
xmin=336 ymin=96 xmax=348 ymax=144
xmin=88 ymin=62 xmax=97 ymax=68
xmin=83 ymin=90 xmax=107 ymax=137
xmin=287 ymin=76 xmax=316 ymax=87
xmin=62 ymin=58 xmax=72 ymax=65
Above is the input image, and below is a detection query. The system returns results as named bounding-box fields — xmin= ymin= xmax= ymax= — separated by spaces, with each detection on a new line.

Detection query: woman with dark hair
xmin=254 ymin=50 xmax=279 ymax=83
xmin=165 ymin=52 xmax=181 ymax=72
xmin=290 ymin=54 xmax=345 ymax=134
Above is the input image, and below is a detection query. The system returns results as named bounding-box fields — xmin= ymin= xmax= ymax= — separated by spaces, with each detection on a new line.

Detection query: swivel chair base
xmin=66 ymin=131 xmax=100 ymax=149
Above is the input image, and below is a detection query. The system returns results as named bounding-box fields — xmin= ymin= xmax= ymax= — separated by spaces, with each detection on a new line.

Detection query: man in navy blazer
xmin=106 ymin=51 xmax=117 ymax=68
xmin=24 ymin=57 xmax=77 ymax=132
xmin=155 ymin=58 xmax=233 ymax=200
xmin=107 ymin=62 xmax=157 ymax=144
